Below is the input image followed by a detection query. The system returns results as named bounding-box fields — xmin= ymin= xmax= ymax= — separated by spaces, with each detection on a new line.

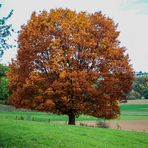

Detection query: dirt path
xmin=107 ymin=120 xmax=148 ymax=132
xmin=52 ymin=120 xmax=148 ymax=132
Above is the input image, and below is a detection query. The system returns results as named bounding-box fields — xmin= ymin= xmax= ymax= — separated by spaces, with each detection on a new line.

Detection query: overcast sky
xmin=0 ymin=0 xmax=148 ymax=72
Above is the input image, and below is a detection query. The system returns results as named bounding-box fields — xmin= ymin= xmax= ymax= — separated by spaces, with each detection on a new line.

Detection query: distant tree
xmin=126 ymin=90 xmax=142 ymax=100
xmin=0 ymin=64 xmax=9 ymax=103
xmin=7 ymin=9 xmax=134 ymax=125
xmin=0 ymin=63 xmax=8 ymax=77
xmin=0 ymin=3 xmax=13 ymax=58
xmin=0 ymin=77 xmax=9 ymax=102
xmin=134 ymin=76 xmax=148 ymax=99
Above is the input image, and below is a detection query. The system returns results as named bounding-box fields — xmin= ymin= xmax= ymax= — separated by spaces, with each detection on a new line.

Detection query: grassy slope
xmin=0 ymin=119 xmax=148 ymax=148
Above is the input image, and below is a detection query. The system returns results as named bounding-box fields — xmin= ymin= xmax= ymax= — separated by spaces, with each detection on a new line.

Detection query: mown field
xmin=0 ymin=104 xmax=148 ymax=147
xmin=120 ymin=104 xmax=148 ymax=120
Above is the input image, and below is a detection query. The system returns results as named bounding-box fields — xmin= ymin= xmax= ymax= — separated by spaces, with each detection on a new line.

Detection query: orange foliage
xmin=7 ymin=9 xmax=134 ymax=124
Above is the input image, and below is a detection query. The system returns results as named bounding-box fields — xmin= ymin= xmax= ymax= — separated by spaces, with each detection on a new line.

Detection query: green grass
xmin=120 ymin=104 xmax=148 ymax=111
xmin=0 ymin=111 xmax=97 ymax=123
xmin=0 ymin=119 xmax=148 ymax=148
xmin=120 ymin=104 xmax=148 ymax=120
xmin=0 ymin=104 xmax=148 ymax=147
xmin=0 ymin=111 xmax=68 ymax=122
xmin=0 ymin=104 xmax=96 ymax=122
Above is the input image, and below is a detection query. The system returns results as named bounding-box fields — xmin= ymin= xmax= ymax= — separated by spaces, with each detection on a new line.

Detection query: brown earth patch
xmin=106 ymin=120 xmax=148 ymax=132
xmin=52 ymin=120 xmax=148 ymax=132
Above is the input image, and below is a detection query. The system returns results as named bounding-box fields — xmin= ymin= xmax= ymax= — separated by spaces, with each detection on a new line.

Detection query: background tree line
xmin=0 ymin=67 xmax=147 ymax=103
xmin=0 ymin=62 xmax=147 ymax=104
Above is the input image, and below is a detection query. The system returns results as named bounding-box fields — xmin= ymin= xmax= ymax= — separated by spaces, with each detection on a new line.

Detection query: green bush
xmin=126 ymin=76 xmax=148 ymax=100
xmin=126 ymin=90 xmax=142 ymax=100
xmin=134 ymin=76 xmax=148 ymax=99
xmin=0 ymin=64 xmax=9 ymax=103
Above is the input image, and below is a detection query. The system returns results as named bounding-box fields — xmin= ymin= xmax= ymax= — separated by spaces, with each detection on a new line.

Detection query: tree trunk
xmin=68 ymin=114 xmax=75 ymax=125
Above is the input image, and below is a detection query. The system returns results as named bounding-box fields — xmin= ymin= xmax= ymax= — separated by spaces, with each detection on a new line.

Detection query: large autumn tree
xmin=7 ymin=9 xmax=134 ymax=125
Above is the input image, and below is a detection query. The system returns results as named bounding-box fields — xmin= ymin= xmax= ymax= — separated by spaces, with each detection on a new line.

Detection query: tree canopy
xmin=7 ymin=9 xmax=134 ymax=124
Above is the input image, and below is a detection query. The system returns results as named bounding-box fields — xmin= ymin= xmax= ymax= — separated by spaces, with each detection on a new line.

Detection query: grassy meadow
xmin=1 ymin=118 xmax=148 ymax=148
xmin=0 ymin=104 xmax=148 ymax=147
